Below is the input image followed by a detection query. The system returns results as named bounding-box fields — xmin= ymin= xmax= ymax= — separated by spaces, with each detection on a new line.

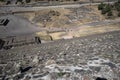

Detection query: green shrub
xmin=25 ymin=0 xmax=31 ymax=3
xmin=101 ymin=4 xmax=111 ymax=14
xmin=118 ymin=0 xmax=120 ymax=3
xmin=107 ymin=11 xmax=113 ymax=16
xmin=114 ymin=2 xmax=120 ymax=11
xmin=116 ymin=5 xmax=120 ymax=11
xmin=57 ymin=72 xmax=66 ymax=77
xmin=99 ymin=1 xmax=120 ymax=17
xmin=0 ymin=0 xmax=4 ymax=2
xmin=105 ymin=5 xmax=112 ymax=12
xmin=17 ymin=0 xmax=23 ymax=2
xmin=6 ymin=1 xmax=11 ymax=5
xmin=98 ymin=2 xmax=106 ymax=10
xmin=101 ymin=9 xmax=107 ymax=14
xmin=118 ymin=12 xmax=120 ymax=17
xmin=114 ymin=0 xmax=120 ymax=11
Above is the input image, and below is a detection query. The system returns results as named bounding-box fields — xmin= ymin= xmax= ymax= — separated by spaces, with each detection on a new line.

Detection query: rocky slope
xmin=0 ymin=31 xmax=120 ymax=80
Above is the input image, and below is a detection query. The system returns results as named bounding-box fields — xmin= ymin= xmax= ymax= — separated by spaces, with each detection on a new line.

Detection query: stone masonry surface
xmin=0 ymin=31 xmax=120 ymax=80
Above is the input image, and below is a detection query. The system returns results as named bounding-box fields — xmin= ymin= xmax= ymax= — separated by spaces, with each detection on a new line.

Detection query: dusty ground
xmin=42 ymin=21 xmax=120 ymax=40
xmin=17 ymin=5 xmax=105 ymax=28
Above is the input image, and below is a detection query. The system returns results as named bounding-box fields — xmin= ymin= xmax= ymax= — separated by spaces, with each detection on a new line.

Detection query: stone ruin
xmin=0 ymin=35 xmax=42 ymax=50
xmin=0 ymin=39 xmax=5 ymax=49
xmin=0 ymin=19 xmax=9 ymax=26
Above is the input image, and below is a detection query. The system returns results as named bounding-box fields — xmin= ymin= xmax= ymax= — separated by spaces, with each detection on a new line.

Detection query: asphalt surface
xmin=0 ymin=2 xmax=115 ymax=13
xmin=0 ymin=15 xmax=43 ymax=38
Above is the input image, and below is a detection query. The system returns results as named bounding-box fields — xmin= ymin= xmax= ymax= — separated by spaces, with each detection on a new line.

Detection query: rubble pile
xmin=66 ymin=6 xmax=103 ymax=23
xmin=32 ymin=10 xmax=61 ymax=25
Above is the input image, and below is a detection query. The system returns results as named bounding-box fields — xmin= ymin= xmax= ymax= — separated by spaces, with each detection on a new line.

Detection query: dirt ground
xmin=47 ymin=22 xmax=120 ymax=40
xmin=36 ymin=5 xmax=104 ymax=28
xmin=17 ymin=5 xmax=105 ymax=28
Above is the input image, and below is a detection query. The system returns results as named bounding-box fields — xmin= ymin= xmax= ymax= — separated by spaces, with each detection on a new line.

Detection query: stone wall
xmin=0 ymin=39 xmax=5 ymax=49
xmin=1 ymin=35 xmax=42 ymax=50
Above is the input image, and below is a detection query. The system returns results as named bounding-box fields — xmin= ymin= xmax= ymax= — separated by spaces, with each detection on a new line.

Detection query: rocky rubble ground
xmin=0 ymin=31 xmax=120 ymax=80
